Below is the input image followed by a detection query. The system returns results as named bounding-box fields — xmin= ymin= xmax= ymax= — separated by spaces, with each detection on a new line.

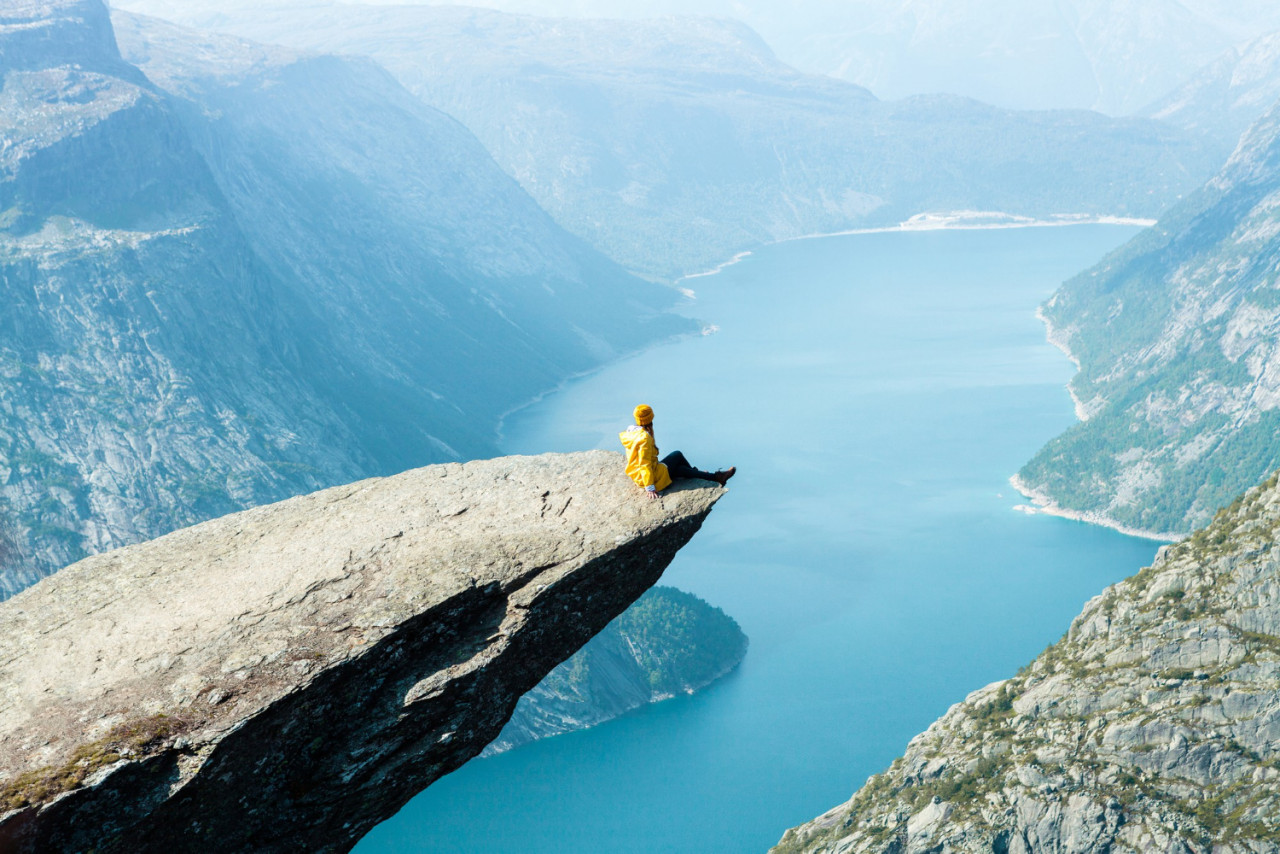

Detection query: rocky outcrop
xmin=775 ymin=471 xmax=1280 ymax=854
xmin=0 ymin=451 xmax=724 ymax=853
xmin=1018 ymin=97 xmax=1280 ymax=538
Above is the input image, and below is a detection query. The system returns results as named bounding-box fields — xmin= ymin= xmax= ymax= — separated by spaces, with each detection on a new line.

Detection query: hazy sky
xmin=114 ymin=0 xmax=1280 ymax=113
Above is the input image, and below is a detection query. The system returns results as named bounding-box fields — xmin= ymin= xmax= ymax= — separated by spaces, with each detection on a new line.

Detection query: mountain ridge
xmin=0 ymin=0 xmax=688 ymax=593
xmin=1017 ymin=96 xmax=1280 ymax=538
xmin=108 ymin=0 xmax=1225 ymax=280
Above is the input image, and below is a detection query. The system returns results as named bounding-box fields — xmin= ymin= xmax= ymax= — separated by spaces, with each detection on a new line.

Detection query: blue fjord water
xmin=356 ymin=226 xmax=1161 ymax=853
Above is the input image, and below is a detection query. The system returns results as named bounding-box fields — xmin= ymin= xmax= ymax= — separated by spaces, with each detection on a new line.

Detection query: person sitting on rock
xmin=619 ymin=404 xmax=735 ymax=500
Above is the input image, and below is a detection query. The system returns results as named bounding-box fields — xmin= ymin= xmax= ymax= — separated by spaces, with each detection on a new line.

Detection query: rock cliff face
xmin=0 ymin=451 xmax=724 ymax=853
xmin=1018 ymin=98 xmax=1280 ymax=538
xmin=776 ymin=471 xmax=1280 ymax=854
xmin=0 ymin=1 xmax=686 ymax=593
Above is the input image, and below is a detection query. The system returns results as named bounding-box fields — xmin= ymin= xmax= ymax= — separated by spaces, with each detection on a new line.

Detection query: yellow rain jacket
xmin=619 ymin=426 xmax=672 ymax=492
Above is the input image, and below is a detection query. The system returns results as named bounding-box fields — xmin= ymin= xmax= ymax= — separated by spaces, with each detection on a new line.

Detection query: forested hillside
xmin=1018 ymin=99 xmax=1280 ymax=537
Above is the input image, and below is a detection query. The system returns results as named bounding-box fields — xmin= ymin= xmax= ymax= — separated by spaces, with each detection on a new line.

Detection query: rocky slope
xmin=775 ymin=470 xmax=1280 ymax=854
xmin=485 ymin=585 xmax=747 ymax=755
xmin=1144 ymin=28 xmax=1280 ymax=155
xmin=1017 ymin=97 xmax=1280 ymax=538
xmin=112 ymin=1 xmax=1222 ymax=280
xmin=0 ymin=451 xmax=724 ymax=853
xmin=0 ymin=1 xmax=686 ymax=592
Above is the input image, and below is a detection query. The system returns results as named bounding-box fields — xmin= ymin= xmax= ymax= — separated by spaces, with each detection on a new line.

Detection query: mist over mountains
xmin=150 ymin=0 xmax=1280 ymax=115
xmin=0 ymin=0 xmax=685 ymax=593
xmin=11 ymin=0 xmax=1280 ymax=850
xmin=723 ymin=0 xmax=1256 ymax=114
xmin=115 ymin=1 xmax=1223 ymax=279
xmin=3 ymin=0 xmax=1260 ymax=586
xmin=1144 ymin=28 xmax=1280 ymax=150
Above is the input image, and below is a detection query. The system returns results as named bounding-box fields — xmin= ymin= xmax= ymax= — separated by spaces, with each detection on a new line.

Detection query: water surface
xmin=356 ymin=226 xmax=1159 ymax=853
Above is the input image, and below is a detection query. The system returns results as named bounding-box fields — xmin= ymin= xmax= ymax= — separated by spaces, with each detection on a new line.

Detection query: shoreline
xmin=481 ymin=647 xmax=747 ymax=758
xmin=1035 ymin=305 xmax=1095 ymax=422
xmin=1009 ymin=473 xmax=1182 ymax=543
xmin=780 ymin=212 xmax=1156 ymax=243
xmin=676 ymin=212 xmax=1154 ymax=282
xmin=1021 ymin=278 xmax=1187 ymax=543
xmin=681 ymin=250 xmax=753 ymax=281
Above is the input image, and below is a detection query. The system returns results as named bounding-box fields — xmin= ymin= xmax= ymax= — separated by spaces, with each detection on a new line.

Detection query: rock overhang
xmin=0 ymin=450 xmax=724 ymax=852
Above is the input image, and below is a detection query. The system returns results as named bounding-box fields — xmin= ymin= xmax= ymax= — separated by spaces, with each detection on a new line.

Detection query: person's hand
xmin=645 ymin=489 xmax=661 ymax=500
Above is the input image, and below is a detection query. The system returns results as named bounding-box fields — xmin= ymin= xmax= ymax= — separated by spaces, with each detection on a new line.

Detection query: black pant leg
xmin=661 ymin=450 xmax=716 ymax=482
xmin=661 ymin=450 xmax=691 ymax=478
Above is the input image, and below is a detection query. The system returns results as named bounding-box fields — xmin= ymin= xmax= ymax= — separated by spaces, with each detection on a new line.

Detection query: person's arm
xmin=640 ymin=431 xmax=662 ymax=498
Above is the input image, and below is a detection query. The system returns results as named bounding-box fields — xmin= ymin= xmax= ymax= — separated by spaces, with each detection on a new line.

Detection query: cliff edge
xmin=777 ymin=471 xmax=1280 ymax=853
xmin=0 ymin=451 xmax=724 ymax=852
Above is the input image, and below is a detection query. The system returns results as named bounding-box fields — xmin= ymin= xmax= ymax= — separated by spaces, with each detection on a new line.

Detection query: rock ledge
xmin=0 ymin=451 xmax=723 ymax=852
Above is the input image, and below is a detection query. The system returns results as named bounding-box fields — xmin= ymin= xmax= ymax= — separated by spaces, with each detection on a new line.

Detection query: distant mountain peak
xmin=1142 ymin=26 xmax=1280 ymax=151
xmin=0 ymin=0 xmax=142 ymax=80
xmin=1214 ymin=97 xmax=1280 ymax=190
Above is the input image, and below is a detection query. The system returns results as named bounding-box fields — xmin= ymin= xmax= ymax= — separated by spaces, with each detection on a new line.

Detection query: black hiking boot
xmin=712 ymin=467 xmax=736 ymax=486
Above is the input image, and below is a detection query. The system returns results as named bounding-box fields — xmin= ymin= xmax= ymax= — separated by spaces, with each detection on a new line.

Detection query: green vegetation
xmin=1018 ymin=145 xmax=1280 ymax=536
xmin=610 ymin=586 xmax=748 ymax=695
xmin=1020 ymin=404 xmax=1280 ymax=535
xmin=973 ymin=684 xmax=1016 ymax=721
xmin=1 ymin=713 xmax=192 ymax=811
xmin=498 ymin=586 xmax=746 ymax=754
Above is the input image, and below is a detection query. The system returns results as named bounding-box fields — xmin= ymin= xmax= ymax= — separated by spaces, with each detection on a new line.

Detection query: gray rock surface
xmin=0 ymin=451 xmax=724 ymax=853
xmin=775 ymin=472 xmax=1280 ymax=854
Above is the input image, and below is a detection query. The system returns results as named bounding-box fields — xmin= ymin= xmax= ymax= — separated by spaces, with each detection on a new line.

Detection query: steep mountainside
xmin=0 ymin=452 xmax=724 ymax=853
xmin=1144 ymin=29 xmax=1280 ymax=154
xmin=485 ymin=585 xmax=747 ymax=755
xmin=1017 ymin=100 xmax=1280 ymax=538
xmin=777 ymin=470 xmax=1280 ymax=854
xmin=0 ymin=0 xmax=358 ymax=589
xmin=111 ymin=1 xmax=1222 ymax=279
xmin=0 ymin=1 xmax=685 ymax=593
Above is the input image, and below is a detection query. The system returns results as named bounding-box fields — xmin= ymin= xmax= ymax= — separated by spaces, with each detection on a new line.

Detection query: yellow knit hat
xmin=633 ymin=404 xmax=654 ymax=425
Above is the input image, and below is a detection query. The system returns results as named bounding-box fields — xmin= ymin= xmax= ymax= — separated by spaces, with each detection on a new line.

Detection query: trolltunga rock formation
xmin=0 ymin=451 xmax=724 ymax=852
